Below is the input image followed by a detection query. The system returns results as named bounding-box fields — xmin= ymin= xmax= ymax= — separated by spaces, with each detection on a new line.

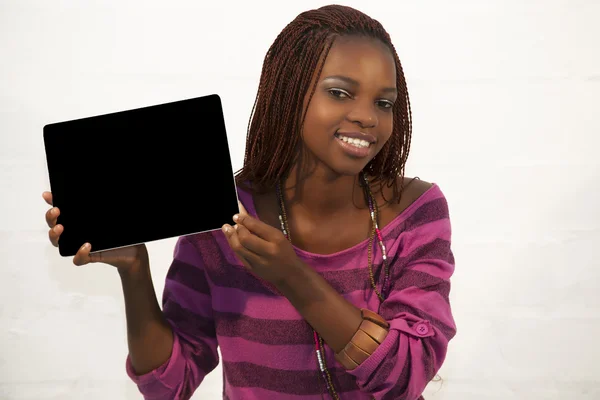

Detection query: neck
xmin=279 ymin=161 xmax=369 ymax=221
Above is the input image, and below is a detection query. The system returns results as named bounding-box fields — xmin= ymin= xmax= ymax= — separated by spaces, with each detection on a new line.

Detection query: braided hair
xmin=234 ymin=5 xmax=412 ymax=205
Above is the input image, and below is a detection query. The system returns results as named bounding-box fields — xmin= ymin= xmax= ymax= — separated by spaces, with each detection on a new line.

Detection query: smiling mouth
xmin=334 ymin=133 xmax=373 ymax=149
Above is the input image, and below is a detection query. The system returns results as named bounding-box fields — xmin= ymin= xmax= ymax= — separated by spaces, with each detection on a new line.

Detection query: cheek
xmin=378 ymin=114 xmax=395 ymax=143
xmin=383 ymin=116 xmax=394 ymax=137
xmin=303 ymin=98 xmax=345 ymax=133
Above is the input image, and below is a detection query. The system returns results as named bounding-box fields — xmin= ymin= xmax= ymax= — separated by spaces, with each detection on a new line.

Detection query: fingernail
xmin=234 ymin=224 xmax=239 ymax=231
xmin=233 ymin=214 xmax=239 ymax=222
xmin=222 ymin=225 xmax=230 ymax=234
xmin=52 ymin=208 xmax=57 ymax=215
xmin=81 ymin=243 xmax=88 ymax=250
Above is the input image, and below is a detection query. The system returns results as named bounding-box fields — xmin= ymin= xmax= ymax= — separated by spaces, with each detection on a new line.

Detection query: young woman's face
xmin=299 ymin=35 xmax=398 ymax=177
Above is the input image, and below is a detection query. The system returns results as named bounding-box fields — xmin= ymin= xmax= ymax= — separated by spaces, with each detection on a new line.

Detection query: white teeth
xmin=337 ymin=135 xmax=371 ymax=148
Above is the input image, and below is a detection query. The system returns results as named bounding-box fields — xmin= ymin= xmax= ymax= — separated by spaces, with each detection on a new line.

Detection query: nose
xmin=346 ymin=101 xmax=378 ymax=129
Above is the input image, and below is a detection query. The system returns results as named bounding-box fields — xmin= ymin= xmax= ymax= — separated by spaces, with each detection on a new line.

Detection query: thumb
xmin=73 ymin=243 xmax=94 ymax=266
xmin=238 ymin=200 xmax=249 ymax=216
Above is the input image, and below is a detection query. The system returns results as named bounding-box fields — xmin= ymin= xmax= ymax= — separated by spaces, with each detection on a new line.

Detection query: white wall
xmin=1 ymin=0 xmax=599 ymax=399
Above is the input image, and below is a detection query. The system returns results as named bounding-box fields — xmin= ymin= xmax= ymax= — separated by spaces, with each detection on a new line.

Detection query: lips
xmin=334 ymin=135 xmax=372 ymax=158
xmin=334 ymin=131 xmax=377 ymax=144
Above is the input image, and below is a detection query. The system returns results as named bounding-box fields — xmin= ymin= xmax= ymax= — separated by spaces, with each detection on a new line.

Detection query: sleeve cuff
xmin=125 ymin=332 xmax=184 ymax=392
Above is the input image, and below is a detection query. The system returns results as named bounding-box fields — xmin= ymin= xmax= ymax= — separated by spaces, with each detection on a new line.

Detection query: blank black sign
xmin=43 ymin=94 xmax=239 ymax=257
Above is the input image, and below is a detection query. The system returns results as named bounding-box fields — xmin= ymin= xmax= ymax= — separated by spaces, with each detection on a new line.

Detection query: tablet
xmin=43 ymin=94 xmax=239 ymax=257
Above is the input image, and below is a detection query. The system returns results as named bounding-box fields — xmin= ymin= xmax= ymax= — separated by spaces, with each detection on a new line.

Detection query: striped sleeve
xmin=125 ymin=235 xmax=220 ymax=400
xmin=347 ymin=192 xmax=457 ymax=400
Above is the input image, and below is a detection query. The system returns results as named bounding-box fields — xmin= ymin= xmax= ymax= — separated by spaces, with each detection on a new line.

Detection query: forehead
xmin=319 ymin=36 xmax=396 ymax=86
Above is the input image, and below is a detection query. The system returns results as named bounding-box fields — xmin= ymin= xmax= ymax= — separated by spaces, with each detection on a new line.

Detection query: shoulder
xmin=397 ymin=177 xmax=452 ymax=235
xmin=400 ymin=177 xmax=434 ymax=204
xmin=382 ymin=176 xmax=434 ymax=215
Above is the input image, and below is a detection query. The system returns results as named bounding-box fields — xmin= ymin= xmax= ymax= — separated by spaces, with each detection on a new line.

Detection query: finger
xmin=232 ymin=224 xmax=267 ymax=266
xmin=233 ymin=212 xmax=280 ymax=241
xmin=42 ymin=191 xmax=53 ymax=206
xmin=238 ymin=200 xmax=248 ymax=216
xmin=73 ymin=243 xmax=92 ymax=266
xmin=235 ymin=222 xmax=270 ymax=256
xmin=45 ymin=206 xmax=60 ymax=228
xmin=222 ymin=224 xmax=254 ymax=269
xmin=48 ymin=224 xmax=63 ymax=247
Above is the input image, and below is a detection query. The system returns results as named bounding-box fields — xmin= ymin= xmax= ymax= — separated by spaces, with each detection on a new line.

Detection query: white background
xmin=1 ymin=0 xmax=599 ymax=399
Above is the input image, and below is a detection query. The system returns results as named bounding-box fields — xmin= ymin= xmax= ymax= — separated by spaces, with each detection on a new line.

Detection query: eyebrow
xmin=322 ymin=75 xmax=398 ymax=94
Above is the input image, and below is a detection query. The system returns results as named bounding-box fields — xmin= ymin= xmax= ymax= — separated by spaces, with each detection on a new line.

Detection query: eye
xmin=328 ymin=88 xmax=351 ymax=99
xmin=377 ymin=100 xmax=394 ymax=110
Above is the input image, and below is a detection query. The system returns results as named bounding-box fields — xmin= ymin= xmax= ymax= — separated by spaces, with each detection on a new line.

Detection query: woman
xmin=43 ymin=5 xmax=456 ymax=400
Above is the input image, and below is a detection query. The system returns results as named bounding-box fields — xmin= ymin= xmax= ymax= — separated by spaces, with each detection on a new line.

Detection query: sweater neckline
xmin=236 ymin=180 xmax=439 ymax=259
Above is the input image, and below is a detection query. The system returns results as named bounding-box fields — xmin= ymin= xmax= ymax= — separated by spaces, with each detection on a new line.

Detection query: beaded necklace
xmin=275 ymin=171 xmax=391 ymax=399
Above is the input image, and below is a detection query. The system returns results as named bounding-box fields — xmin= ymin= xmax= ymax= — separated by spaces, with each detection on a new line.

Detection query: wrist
xmin=334 ymin=309 xmax=390 ymax=370
xmin=274 ymin=259 xmax=309 ymax=291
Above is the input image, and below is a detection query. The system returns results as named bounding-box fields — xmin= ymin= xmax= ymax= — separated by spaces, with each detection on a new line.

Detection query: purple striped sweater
xmin=125 ymin=182 xmax=456 ymax=400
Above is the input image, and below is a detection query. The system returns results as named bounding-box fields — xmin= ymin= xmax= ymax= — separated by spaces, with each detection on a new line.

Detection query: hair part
xmin=234 ymin=4 xmax=413 ymax=206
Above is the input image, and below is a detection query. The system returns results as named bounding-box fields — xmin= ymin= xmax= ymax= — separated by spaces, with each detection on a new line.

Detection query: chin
xmin=327 ymin=160 xmax=372 ymax=177
xmin=302 ymin=145 xmax=375 ymax=178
